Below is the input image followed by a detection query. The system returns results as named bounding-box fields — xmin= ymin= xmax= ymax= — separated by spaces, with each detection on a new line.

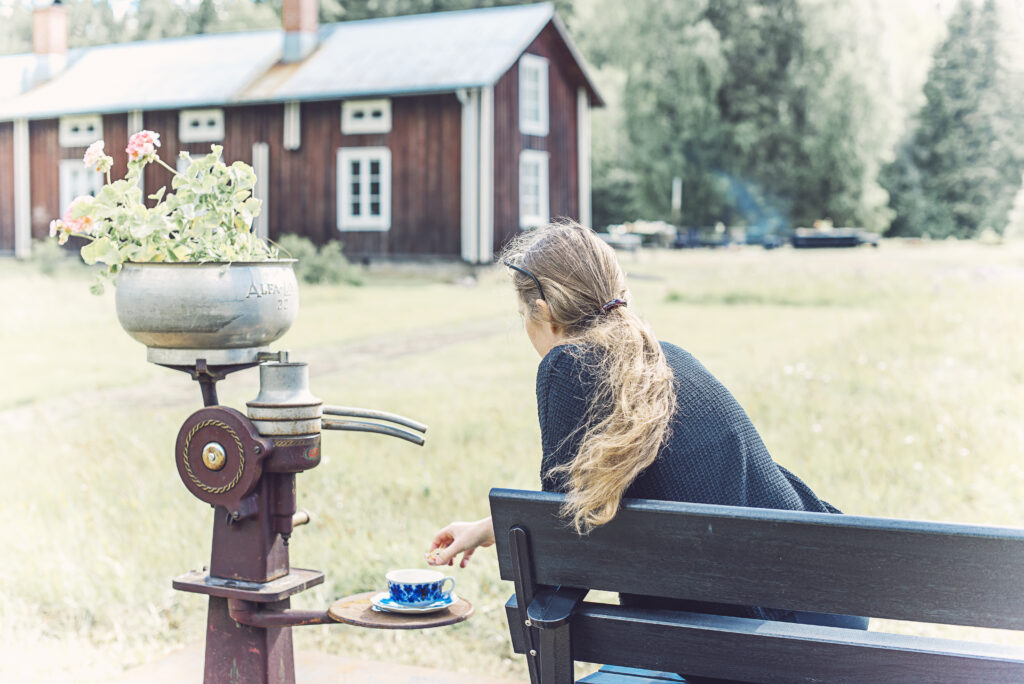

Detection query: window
xmin=179 ymin=109 xmax=224 ymax=143
xmin=59 ymin=159 xmax=104 ymax=216
xmin=341 ymin=99 xmax=392 ymax=135
xmin=337 ymin=147 xmax=391 ymax=231
xmin=59 ymin=115 xmax=102 ymax=148
xmin=519 ymin=54 xmax=549 ymax=136
xmin=519 ymin=149 xmax=549 ymax=229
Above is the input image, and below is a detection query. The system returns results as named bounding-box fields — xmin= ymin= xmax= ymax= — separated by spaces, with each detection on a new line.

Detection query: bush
xmin=275 ymin=234 xmax=362 ymax=286
xmin=29 ymin=238 xmax=80 ymax=276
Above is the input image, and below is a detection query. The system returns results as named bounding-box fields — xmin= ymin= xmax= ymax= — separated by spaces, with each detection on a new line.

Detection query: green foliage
xmin=883 ymin=0 xmax=1024 ymax=238
xmin=51 ymin=136 xmax=276 ymax=294
xmin=27 ymin=239 xmax=79 ymax=277
xmin=276 ymin=233 xmax=363 ymax=286
xmin=580 ymin=0 xmax=905 ymax=232
xmin=1005 ymin=174 xmax=1024 ymax=240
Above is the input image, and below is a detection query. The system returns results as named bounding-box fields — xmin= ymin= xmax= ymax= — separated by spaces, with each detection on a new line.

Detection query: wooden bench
xmin=490 ymin=488 xmax=1024 ymax=683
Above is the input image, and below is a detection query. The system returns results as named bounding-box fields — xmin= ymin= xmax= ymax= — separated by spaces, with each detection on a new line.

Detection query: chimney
xmin=282 ymin=0 xmax=318 ymax=63
xmin=32 ymin=1 xmax=68 ymax=84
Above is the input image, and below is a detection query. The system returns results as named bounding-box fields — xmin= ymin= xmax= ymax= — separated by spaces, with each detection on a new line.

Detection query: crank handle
xmin=322 ymin=405 xmax=428 ymax=434
xmin=322 ymin=418 xmax=426 ymax=446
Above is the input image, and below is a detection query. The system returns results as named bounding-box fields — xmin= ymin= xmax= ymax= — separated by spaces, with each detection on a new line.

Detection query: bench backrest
xmin=491 ymin=488 xmax=1024 ymax=630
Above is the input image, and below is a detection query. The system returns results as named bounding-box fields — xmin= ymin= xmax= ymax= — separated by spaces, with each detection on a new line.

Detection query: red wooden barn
xmin=0 ymin=1 xmax=601 ymax=262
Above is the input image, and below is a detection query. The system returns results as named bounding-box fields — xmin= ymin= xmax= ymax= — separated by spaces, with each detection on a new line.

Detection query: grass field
xmin=2 ymin=241 xmax=1023 ymax=681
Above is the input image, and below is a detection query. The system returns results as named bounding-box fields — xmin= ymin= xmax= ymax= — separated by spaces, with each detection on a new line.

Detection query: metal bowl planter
xmin=114 ymin=261 xmax=299 ymax=366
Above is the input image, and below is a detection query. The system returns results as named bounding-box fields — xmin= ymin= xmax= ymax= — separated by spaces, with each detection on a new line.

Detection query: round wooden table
xmin=327 ymin=591 xmax=473 ymax=630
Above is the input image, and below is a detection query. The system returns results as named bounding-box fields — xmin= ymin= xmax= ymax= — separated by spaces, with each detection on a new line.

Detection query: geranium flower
xmin=61 ymin=196 xmax=96 ymax=236
xmin=126 ymin=130 xmax=161 ymax=163
xmin=83 ymin=140 xmax=112 ymax=173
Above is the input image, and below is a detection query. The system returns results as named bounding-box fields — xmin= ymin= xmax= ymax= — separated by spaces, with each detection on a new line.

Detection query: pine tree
xmin=886 ymin=0 xmax=1022 ymax=238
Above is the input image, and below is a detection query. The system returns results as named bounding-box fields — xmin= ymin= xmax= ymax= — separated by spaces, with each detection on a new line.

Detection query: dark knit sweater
xmin=536 ymin=341 xmax=839 ymax=621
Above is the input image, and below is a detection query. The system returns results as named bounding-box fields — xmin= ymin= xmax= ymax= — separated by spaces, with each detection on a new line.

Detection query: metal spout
xmin=322 ymin=418 xmax=426 ymax=446
xmin=323 ymin=405 xmax=428 ymax=434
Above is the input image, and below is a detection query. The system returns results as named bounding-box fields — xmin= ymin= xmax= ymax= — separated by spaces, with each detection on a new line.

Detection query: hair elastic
xmin=601 ymin=298 xmax=627 ymax=313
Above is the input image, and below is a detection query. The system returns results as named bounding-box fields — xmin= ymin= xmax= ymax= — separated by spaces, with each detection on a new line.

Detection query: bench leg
xmin=537 ymin=623 xmax=573 ymax=684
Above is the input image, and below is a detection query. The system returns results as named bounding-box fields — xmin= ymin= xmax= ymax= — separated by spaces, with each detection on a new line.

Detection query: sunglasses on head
xmin=503 ymin=258 xmax=547 ymax=301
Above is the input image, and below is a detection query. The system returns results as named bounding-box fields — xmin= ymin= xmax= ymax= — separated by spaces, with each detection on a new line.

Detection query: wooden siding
xmin=141 ymin=109 xmax=209 ymax=203
xmin=28 ymin=119 xmax=59 ymax=240
xmin=0 ymin=122 xmax=13 ymax=252
xmin=299 ymin=95 xmax=463 ymax=257
xmin=22 ymin=114 xmax=131 ymax=240
xmin=493 ymin=22 xmax=582 ymax=253
xmin=139 ymin=96 xmax=462 ymax=257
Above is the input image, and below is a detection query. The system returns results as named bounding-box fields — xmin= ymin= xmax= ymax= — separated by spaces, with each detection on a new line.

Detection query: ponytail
xmin=502 ymin=220 xmax=676 ymax=533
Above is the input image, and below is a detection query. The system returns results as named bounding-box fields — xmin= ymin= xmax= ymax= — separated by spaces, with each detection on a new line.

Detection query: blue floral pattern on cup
xmin=386 ymin=569 xmax=455 ymax=606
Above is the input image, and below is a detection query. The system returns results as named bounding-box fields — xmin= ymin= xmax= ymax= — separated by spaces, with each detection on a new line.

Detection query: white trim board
xmin=13 ymin=119 xmax=31 ymax=259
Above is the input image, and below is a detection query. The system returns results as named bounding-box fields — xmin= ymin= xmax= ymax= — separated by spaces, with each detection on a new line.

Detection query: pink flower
xmin=84 ymin=140 xmax=105 ymax=167
xmin=49 ymin=219 xmax=63 ymax=238
xmin=83 ymin=140 xmax=113 ymax=173
xmin=66 ymin=216 xmax=94 ymax=234
xmin=61 ymin=196 xmax=96 ymax=236
xmin=126 ymin=130 xmax=161 ymax=162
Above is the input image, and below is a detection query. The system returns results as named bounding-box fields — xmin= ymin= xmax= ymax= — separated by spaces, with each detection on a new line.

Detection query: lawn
xmin=1 ymin=240 xmax=1023 ymax=681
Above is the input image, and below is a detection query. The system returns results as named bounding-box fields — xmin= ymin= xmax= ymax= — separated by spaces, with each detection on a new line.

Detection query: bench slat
xmin=585 ymin=665 xmax=686 ymax=681
xmin=505 ymin=597 xmax=1024 ymax=684
xmin=491 ymin=489 xmax=1024 ymax=630
xmin=578 ymin=669 xmax=685 ymax=683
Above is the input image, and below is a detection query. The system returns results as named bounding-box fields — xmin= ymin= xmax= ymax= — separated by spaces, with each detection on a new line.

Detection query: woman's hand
xmin=426 ymin=516 xmax=495 ymax=568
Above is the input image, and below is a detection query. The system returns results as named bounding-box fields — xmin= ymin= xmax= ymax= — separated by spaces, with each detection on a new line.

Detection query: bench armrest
xmin=526 ymin=585 xmax=589 ymax=628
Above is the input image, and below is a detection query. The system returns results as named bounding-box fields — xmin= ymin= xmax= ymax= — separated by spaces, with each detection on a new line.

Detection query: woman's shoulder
xmin=658 ymin=341 xmax=746 ymax=416
xmin=538 ymin=343 xmax=597 ymax=382
xmin=658 ymin=341 xmax=714 ymax=384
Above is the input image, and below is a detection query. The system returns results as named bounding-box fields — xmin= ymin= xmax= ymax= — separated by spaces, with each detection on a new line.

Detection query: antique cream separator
xmin=115 ymin=262 xmax=468 ymax=683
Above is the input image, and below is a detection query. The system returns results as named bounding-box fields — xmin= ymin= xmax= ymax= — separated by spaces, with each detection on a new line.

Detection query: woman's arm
xmin=425 ymin=516 xmax=494 ymax=568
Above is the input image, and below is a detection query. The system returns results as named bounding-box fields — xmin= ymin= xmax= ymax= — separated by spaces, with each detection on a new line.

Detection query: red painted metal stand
xmin=164 ymin=357 xmax=434 ymax=683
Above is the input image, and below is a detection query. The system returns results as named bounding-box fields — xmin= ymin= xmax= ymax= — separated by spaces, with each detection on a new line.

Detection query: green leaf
xmin=148 ymin=187 xmax=166 ymax=203
xmin=80 ymin=236 xmax=122 ymax=266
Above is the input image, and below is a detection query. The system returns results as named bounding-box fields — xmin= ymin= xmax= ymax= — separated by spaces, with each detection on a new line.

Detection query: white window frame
xmin=341 ymin=99 xmax=392 ymax=135
xmin=519 ymin=149 xmax=549 ymax=229
xmin=179 ymin=108 xmax=225 ymax=143
xmin=59 ymin=159 xmax=104 ymax=216
xmin=519 ymin=54 xmax=549 ymax=137
xmin=337 ymin=147 xmax=391 ymax=231
xmin=59 ymin=114 xmax=102 ymax=148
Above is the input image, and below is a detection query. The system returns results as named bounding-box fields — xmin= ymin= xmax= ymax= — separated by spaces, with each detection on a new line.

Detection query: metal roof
xmin=0 ymin=2 xmax=601 ymax=122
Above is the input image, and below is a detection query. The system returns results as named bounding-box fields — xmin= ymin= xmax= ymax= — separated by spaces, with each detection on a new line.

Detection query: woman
xmin=427 ymin=221 xmax=866 ymax=629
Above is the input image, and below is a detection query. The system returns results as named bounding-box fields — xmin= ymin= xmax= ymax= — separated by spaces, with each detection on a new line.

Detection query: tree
xmin=1005 ymin=174 xmax=1024 ymax=240
xmin=884 ymin=0 xmax=1023 ymax=238
xmin=0 ymin=0 xmax=32 ymax=55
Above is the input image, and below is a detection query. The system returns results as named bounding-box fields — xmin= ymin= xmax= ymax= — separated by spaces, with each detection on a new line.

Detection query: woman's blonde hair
xmin=502 ymin=220 xmax=676 ymax=533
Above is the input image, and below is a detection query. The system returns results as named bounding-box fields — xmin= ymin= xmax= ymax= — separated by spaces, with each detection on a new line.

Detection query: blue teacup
xmin=386 ymin=569 xmax=455 ymax=606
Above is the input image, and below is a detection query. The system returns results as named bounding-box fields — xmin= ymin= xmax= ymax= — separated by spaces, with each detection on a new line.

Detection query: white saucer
xmin=370 ymin=591 xmax=457 ymax=614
